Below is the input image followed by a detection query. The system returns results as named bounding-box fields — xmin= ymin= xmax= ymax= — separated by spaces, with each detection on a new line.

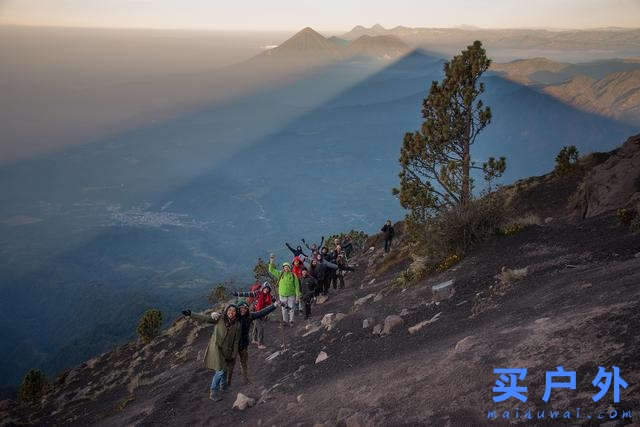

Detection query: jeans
xmin=280 ymin=295 xmax=296 ymax=323
xmin=384 ymin=238 xmax=392 ymax=253
xmin=210 ymin=370 xmax=226 ymax=391
xmin=303 ymin=298 xmax=312 ymax=319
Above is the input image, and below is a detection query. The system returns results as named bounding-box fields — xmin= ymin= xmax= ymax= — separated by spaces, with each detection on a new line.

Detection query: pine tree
xmin=394 ymin=41 xmax=505 ymax=220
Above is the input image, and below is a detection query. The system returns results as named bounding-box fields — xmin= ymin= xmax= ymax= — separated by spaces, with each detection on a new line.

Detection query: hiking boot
xmin=258 ymin=344 xmax=266 ymax=349
xmin=209 ymin=390 xmax=222 ymax=402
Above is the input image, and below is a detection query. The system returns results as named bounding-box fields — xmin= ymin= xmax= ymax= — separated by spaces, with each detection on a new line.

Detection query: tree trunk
xmin=461 ymin=113 xmax=472 ymax=205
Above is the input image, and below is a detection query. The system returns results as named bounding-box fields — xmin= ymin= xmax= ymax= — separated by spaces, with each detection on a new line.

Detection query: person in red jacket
xmin=291 ymin=256 xmax=305 ymax=279
xmin=235 ymin=283 xmax=274 ymax=349
xmin=247 ymin=281 xmax=262 ymax=310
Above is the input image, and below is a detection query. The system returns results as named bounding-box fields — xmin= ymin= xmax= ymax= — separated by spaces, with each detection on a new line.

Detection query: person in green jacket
xmin=181 ymin=304 xmax=240 ymax=402
xmin=268 ymin=254 xmax=301 ymax=326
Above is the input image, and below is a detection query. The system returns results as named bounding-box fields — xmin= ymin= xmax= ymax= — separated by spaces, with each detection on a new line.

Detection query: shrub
xmin=19 ymin=369 xmax=47 ymax=403
xmin=208 ymin=282 xmax=231 ymax=305
xmin=137 ymin=309 xmax=162 ymax=343
xmin=390 ymin=268 xmax=416 ymax=290
xmin=325 ymin=229 xmax=368 ymax=251
xmin=414 ymin=194 xmax=507 ymax=258
xmin=555 ymin=145 xmax=580 ymax=176
xmin=253 ymin=258 xmax=272 ymax=285
xmin=472 ymin=266 xmax=527 ymax=316
xmin=435 ymin=254 xmax=461 ymax=272
xmin=616 ymin=208 xmax=636 ymax=226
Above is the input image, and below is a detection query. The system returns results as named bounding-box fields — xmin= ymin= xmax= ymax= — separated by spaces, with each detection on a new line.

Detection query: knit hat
xmin=236 ymin=299 xmax=249 ymax=309
xmin=282 ymin=262 xmax=291 ymax=268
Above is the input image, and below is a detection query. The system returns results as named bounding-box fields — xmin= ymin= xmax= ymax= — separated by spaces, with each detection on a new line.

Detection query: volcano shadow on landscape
xmin=0 ymin=49 xmax=636 ymax=390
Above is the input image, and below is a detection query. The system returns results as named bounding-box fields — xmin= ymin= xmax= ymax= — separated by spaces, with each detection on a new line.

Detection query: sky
xmin=1 ymin=0 xmax=640 ymax=31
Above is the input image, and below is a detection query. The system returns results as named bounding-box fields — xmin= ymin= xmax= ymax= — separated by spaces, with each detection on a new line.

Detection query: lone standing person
xmin=381 ymin=219 xmax=394 ymax=253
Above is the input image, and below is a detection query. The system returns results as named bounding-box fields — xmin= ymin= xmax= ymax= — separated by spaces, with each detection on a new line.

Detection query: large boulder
xmin=571 ymin=134 xmax=640 ymax=218
xmin=382 ymin=315 xmax=403 ymax=334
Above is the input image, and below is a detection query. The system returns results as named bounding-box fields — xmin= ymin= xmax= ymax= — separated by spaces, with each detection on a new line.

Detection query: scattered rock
xmin=334 ymin=313 xmax=346 ymax=323
xmin=635 ymin=252 xmax=640 ymax=258
xmin=233 ymin=393 xmax=255 ymax=410
xmin=544 ymin=217 xmax=554 ymax=224
xmin=302 ymin=326 xmax=321 ymax=337
xmin=408 ymin=312 xmax=441 ymax=334
xmin=456 ymin=300 xmax=468 ymax=306
xmin=316 ymin=295 xmax=328 ymax=305
xmin=432 ymin=280 xmax=455 ymax=301
xmin=368 ymin=278 xmax=376 ymax=284
xmin=354 ymin=293 xmax=376 ymax=306
xmin=373 ymin=292 xmax=383 ymax=302
xmin=534 ymin=317 xmax=551 ymax=324
xmin=297 ymin=394 xmax=304 ymax=404
xmin=321 ymin=313 xmax=335 ymax=328
xmin=86 ymin=357 xmax=100 ymax=369
xmin=287 ymin=402 xmax=297 ymax=411
xmin=454 ymin=335 xmax=476 ymax=353
xmin=368 ymin=247 xmax=375 ymax=252
xmin=292 ymin=351 xmax=306 ymax=358
xmin=372 ymin=324 xmax=383 ymax=335
xmin=315 ymin=351 xmax=329 ymax=364
xmin=400 ymin=308 xmax=410 ymax=317
xmin=266 ymin=351 xmax=282 ymax=361
xmin=382 ymin=315 xmax=403 ymax=334
xmin=362 ymin=317 xmax=374 ymax=328
xmin=342 ymin=332 xmax=353 ymax=341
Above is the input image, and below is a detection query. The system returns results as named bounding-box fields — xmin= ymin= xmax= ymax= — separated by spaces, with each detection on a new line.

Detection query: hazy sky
xmin=2 ymin=0 xmax=640 ymax=31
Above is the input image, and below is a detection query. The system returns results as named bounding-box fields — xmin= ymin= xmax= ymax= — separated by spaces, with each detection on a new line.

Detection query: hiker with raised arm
xmin=235 ymin=282 xmax=274 ymax=349
xmin=181 ymin=304 xmax=240 ymax=402
xmin=298 ymin=267 xmax=317 ymax=319
xmin=381 ymin=219 xmax=395 ymax=253
xmin=285 ymin=242 xmax=307 ymax=258
xmin=302 ymin=236 xmax=324 ymax=253
xmin=308 ymin=252 xmax=338 ymax=296
xmin=225 ymin=298 xmax=279 ymax=385
xmin=268 ymin=254 xmax=301 ymax=326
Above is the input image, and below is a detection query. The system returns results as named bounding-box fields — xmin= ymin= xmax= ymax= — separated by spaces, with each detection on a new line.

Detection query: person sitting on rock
xmin=285 ymin=242 xmax=307 ymax=258
xmin=181 ymin=304 xmax=240 ymax=402
xmin=268 ymin=254 xmax=301 ymax=327
xmin=233 ymin=282 xmax=274 ymax=348
xmin=224 ymin=298 xmax=278 ymax=386
xmin=298 ymin=267 xmax=318 ymax=319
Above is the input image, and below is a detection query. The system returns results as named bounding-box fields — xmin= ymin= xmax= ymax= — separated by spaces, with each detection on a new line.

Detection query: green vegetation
xmin=136 ymin=309 xmax=163 ymax=343
xmin=208 ymin=284 xmax=229 ymax=305
xmin=19 ymin=369 xmax=47 ymax=404
xmin=325 ymin=229 xmax=368 ymax=251
xmin=253 ymin=258 xmax=273 ymax=286
xmin=616 ymin=207 xmax=636 ymax=226
xmin=554 ymin=145 xmax=580 ymax=176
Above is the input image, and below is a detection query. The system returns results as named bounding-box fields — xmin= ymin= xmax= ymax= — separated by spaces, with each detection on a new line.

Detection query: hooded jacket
xmin=299 ymin=275 xmax=317 ymax=301
xmin=291 ymin=256 xmax=305 ymax=278
xmin=234 ymin=284 xmax=274 ymax=312
xmin=236 ymin=302 xmax=277 ymax=350
xmin=190 ymin=305 xmax=240 ymax=371
xmin=268 ymin=262 xmax=301 ymax=298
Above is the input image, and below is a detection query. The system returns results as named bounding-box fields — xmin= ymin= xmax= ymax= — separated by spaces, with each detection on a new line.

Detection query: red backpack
xmin=247 ymin=281 xmax=262 ymax=309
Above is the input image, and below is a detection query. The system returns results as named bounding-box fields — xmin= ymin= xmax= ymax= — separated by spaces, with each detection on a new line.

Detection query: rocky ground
xmin=2 ymin=135 xmax=639 ymax=426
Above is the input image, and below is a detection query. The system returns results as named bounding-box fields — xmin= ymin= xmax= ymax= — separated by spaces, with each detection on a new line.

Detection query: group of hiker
xmin=181 ymin=221 xmax=395 ymax=402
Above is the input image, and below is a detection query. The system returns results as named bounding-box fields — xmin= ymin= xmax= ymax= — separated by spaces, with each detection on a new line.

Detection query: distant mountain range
xmin=492 ymin=57 xmax=640 ymax=124
xmin=340 ymin=24 xmax=640 ymax=54
xmin=257 ymin=27 xmax=409 ymax=62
